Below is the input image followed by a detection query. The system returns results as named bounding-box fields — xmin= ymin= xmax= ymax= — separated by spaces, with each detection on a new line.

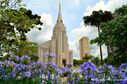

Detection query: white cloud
xmin=85 ymin=0 xmax=127 ymax=16
xmin=74 ymin=0 xmax=81 ymax=5
xmin=69 ymin=0 xmax=81 ymax=6
xmin=26 ymin=13 xmax=53 ymax=44
xmin=71 ymin=0 xmax=127 ymax=59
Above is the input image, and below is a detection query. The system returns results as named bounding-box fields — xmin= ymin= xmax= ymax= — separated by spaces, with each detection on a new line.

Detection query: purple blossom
xmin=15 ymin=55 xmax=19 ymax=61
xmin=80 ymin=61 xmax=96 ymax=72
xmin=44 ymin=52 xmax=49 ymax=57
xmin=110 ymin=68 xmax=124 ymax=79
xmin=20 ymin=55 xmax=30 ymax=61
xmin=1 ymin=55 xmax=127 ymax=83
xmin=44 ymin=52 xmax=56 ymax=57
xmin=66 ymin=63 xmax=73 ymax=68
xmin=49 ymin=52 xmax=56 ymax=57
xmin=24 ymin=71 xmax=31 ymax=77
xmin=123 ymin=77 xmax=127 ymax=83
xmin=62 ymin=67 xmax=73 ymax=77
xmin=30 ymin=61 xmax=46 ymax=76
xmin=57 ymin=68 xmax=63 ymax=74
xmin=77 ymin=69 xmax=82 ymax=73
xmin=0 ymin=62 xmax=3 ymax=67
xmin=15 ymin=64 xmax=28 ymax=71
xmin=0 ymin=55 xmax=46 ymax=80
xmin=47 ymin=62 xmax=58 ymax=69
xmin=11 ymin=71 xmax=16 ymax=78
xmin=118 ymin=63 xmax=127 ymax=70
xmin=62 ymin=67 xmax=73 ymax=73
xmin=47 ymin=73 xmax=51 ymax=80
xmin=0 ymin=68 xmax=6 ymax=76
xmin=80 ymin=61 xmax=97 ymax=81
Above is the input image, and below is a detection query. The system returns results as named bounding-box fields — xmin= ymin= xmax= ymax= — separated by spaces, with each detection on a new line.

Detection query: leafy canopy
xmin=0 ymin=0 xmax=42 ymax=59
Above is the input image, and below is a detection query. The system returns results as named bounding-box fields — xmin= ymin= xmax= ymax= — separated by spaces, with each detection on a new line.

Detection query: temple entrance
xmin=62 ymin=59 xmax=66 ymax=67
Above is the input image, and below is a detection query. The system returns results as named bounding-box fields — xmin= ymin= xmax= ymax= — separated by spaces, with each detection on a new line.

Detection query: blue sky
xmin=26 ymin=0 xmax=127 ymax=59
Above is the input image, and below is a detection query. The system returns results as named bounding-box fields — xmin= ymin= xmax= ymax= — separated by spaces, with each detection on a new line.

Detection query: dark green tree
xmin=93 ymin=5 xmax=127 ymax=65
xmin=91 ymin=56 xmax=101 ymax=66
xmin=82 ymin=55 xmax=92 ymax=62
xmin=83 ymin=10 xmax=113 ymax=65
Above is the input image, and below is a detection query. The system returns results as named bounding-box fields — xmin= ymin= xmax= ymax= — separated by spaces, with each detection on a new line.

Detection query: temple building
xmin=79 ymin=36 xmax=90 ymax=60
xmin=38 ymin=2 xmax=73 ymax=67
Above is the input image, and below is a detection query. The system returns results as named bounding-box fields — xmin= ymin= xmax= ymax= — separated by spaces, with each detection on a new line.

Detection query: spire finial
xmin=59 ymin=0 xmax=61 ymax=10
xmin=57 ymin=0 xmax=62 ymax=23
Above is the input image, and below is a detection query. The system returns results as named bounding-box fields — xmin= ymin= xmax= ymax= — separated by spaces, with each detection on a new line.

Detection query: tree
xmin=73 ymin=58 xmax=86 ymax=67
xmin=82 ymin=55 xmax=92 ymax=61
xmin=91 ymin=56 xmax=101 ymax=66
xmin=93 ymin=5 xmax=127 ymax=65
xmin=83 ymin=10 xmax=113 ymax=65
xmin=0 ymin=0 xmax=42 ymax=58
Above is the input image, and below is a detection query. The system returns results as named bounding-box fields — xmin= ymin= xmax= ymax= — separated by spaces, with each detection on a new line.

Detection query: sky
xmin=26 ymin=0 xmax=127 ymax=59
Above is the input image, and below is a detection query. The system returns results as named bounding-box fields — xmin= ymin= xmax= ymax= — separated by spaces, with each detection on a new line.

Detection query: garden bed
xmin=0 ymin=55 xmax=127 ymax=84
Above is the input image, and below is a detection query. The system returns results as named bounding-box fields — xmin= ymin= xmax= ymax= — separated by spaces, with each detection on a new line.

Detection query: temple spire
xmin=57 ymin=1 xmax=63 ymax=23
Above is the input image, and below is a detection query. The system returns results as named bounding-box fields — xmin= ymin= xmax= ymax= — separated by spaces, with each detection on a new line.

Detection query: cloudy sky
xmin=26 ymin=0 xmax=127 ymax=59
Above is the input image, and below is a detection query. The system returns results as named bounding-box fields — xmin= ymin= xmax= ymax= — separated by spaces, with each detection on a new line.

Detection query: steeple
xmin=53 ymin=1 xmax=66 ymax=38
xmin=57 ymin=1 xmax=63 ymax=23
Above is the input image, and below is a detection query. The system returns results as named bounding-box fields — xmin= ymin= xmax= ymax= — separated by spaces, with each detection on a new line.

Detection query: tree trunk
xmin=97 ymin=26 xmax=103 ymax=65
xmin=107 ymin=45 xmax=110 ymax=56
xmin=107 ymin=45 xmax=115 ymax=56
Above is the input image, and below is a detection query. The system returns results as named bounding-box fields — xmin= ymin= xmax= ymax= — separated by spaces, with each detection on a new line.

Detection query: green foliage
xmin=0 ymin=0 xmax=42 ymax=58
xmin=83 ymin=10 xmax=113 ymax=65
xmin=83 ymin=10 xmax=113 ymax=27
xmin=82 ymin=55 xmax=92 ymax=61
xmin=73 ymin=59 xmax=84 ymax=66
xmin=91 ymin=56 xmax=101 ymax=66
xmin=92 ymin=5 xmax=127 ymax=65
xmin=0 ymin=78 xmax=42 ymax=84
xmin=73 ymin=55 xmax=101 ymax=67
xmin=115 ymin=5 xmax=127 ymax=16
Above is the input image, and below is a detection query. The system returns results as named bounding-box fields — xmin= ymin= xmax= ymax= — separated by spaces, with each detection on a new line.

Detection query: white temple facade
xmin=38 ymin=3 xmax=73 ymax=67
